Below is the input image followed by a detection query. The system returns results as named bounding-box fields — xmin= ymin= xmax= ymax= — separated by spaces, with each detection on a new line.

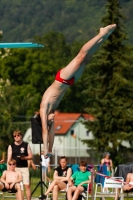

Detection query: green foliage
xmin=0 ymin=31 xmax=88 ymax=115
xmin=0 ymin=0 xmax=133 ymax=44
xmin=0 ymin=31 xmax=2 ymax=41
xmin=82 ymin=0 xmax=133 ymax=166
xmin=0 ymin=81 xmax=32 ymax=151
xmin=0 ymin=0 xmax=133 ymax=161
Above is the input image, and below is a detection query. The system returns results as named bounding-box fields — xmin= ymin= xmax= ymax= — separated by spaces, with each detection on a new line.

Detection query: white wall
xmin=53 ymin=117 xmax=94 ymax=157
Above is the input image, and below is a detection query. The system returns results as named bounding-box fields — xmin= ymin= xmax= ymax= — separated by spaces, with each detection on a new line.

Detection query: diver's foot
xmin=44 ymin=152 xmax=53 ymax=159
xmin=99 ymin=24 xmax=116 ymax=38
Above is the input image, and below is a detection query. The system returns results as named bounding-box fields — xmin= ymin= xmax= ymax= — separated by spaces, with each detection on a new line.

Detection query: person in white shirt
xmin=41 ymin=151 xmax=51 ymax=183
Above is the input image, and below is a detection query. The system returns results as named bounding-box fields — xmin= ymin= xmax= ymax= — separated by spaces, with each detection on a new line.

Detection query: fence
xmin=52 ymin=146 xmax=100 ymax=166
xmin=32 ymin=146 xmax=101 ymax=168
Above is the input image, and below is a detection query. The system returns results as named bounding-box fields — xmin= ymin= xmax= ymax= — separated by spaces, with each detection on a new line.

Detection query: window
xmin=71 ymin=130 xmax=74 ymax=136
xmin=71 ymin=130 xmax=76 ymax=138
xmin=86 ymin=130 xmax=89 ymax=136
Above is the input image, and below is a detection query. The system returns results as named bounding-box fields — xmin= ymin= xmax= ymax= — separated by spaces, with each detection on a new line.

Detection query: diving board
xmin=0 ymin=42 xmax=44 ymax=48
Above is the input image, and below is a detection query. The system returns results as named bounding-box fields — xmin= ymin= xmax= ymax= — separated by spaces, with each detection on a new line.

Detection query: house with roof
xmin=23 ymin=111 xmax=94 ymax=157
xmin=53 ymin=111 xmax=94 ymax=157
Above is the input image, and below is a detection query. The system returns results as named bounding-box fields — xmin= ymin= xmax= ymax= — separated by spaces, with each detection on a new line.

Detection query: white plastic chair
xmin=94 ymin=177 xmax=124 ymax=200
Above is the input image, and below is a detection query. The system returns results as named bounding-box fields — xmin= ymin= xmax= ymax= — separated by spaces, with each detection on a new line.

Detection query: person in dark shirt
xmin=7 ymin=130 xmax=33 ymax=200
xmin=42 ymin=156 xmax=72 ymax=200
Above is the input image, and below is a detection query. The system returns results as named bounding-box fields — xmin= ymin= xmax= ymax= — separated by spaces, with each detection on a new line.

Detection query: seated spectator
xmin=123 ymin=173 xmax=133 ymax=191
xmin=67 ymin=160 xmax=91 ymax=200
xmin=42 ymin=155 xmax=72 ymax=200
xmin=0 ymin=159 xmax=23 ymax=200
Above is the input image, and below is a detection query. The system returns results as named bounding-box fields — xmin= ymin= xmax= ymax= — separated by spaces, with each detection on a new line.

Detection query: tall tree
xmin=0 ymin=80 xmax=33 ymax=152
xmin=82 ymin=0 xmax=133 ymax=166
xmin=0 ymin=32 xmax=88 ymax=114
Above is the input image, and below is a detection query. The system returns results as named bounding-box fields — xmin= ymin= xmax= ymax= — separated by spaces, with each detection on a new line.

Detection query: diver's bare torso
xmin=39 ymin=24 xmax=117 ymax=157
xmin=40 ymin=80 xmax=69 ymax=115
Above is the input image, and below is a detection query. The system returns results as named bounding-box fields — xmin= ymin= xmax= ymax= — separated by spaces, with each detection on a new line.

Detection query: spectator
xmin=67 ymin=160 xmax=91 ymax=200
xmin=7 ymin=130 xmax=32 ymax=200
xmin=123 ymin=173 xmax=133 ymax=191
xmin=42 ymin=155 xmax=72 ymax=200
xmin=41 ymin=150 xmax=51 ymax=183
xmin=101 ymin=152 xmax=113 ymax=176
xmin=0 ymin=159 xmax=23 ymax=200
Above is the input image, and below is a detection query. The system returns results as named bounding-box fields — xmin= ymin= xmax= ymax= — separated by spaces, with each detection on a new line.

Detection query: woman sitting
xmin=42 ymin=156 xmax=72 ymax=200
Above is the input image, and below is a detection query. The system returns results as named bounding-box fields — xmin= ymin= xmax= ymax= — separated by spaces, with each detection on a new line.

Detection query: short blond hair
xmin=13 ymin=130 xmax=22 ymax=136
xmin=8 ymin=159 xmax=16 ymax=165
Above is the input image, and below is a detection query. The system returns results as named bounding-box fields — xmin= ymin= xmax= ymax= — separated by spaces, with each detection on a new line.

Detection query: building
xmin=53 ymin=112 xmax=94 ymax=157
xmin=23 ymin=112 xmax=94 ymax=158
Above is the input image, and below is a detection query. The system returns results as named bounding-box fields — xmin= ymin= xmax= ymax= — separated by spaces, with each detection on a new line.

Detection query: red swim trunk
xmin=55 ymin=70 xmax=74 ymax=86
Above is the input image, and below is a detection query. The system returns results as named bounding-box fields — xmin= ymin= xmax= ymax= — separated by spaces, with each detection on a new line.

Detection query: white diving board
xmin=0 ymin=42 xmax=44 ymax=48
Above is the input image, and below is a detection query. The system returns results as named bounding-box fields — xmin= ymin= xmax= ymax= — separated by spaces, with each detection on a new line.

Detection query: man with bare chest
xmin=0 ymin=159 xmax=23 ymax=200
xmin=39 ymin=24 xmax=116 ymax=158
xmin=123 ymin=173 xmax=133 ymax=191
xmin=7 ymin=130 xmax=32 ymax=200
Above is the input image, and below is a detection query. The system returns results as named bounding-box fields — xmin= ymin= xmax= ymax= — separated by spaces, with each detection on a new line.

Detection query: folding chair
xmin=3 ymin=181 xmax=24 ymax=199
xmin=47 ymin=183 xmax=69 ymax=200
xmin=115 ymin=164 xmax=133 ymax=199
xmin=124 ymin=188 xmax=133 ymax=199
xmin=79 ymin=182 xmax=91 ymax=200
xmin=94 ymin=177 xmax=124 ymax=200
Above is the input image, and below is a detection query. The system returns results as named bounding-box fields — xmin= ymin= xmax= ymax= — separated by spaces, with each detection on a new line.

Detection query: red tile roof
xmin=54 ymin=111 xmax=93 ymax=135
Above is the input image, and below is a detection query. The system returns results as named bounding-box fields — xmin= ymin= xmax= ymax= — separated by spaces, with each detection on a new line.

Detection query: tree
xmin=0 ymin=80 xmax=34 ymax=152
xmin=0 ymin=31 xmax=88 ymax=113
xmin=82 ymin=0 xmax=133 ymax=166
